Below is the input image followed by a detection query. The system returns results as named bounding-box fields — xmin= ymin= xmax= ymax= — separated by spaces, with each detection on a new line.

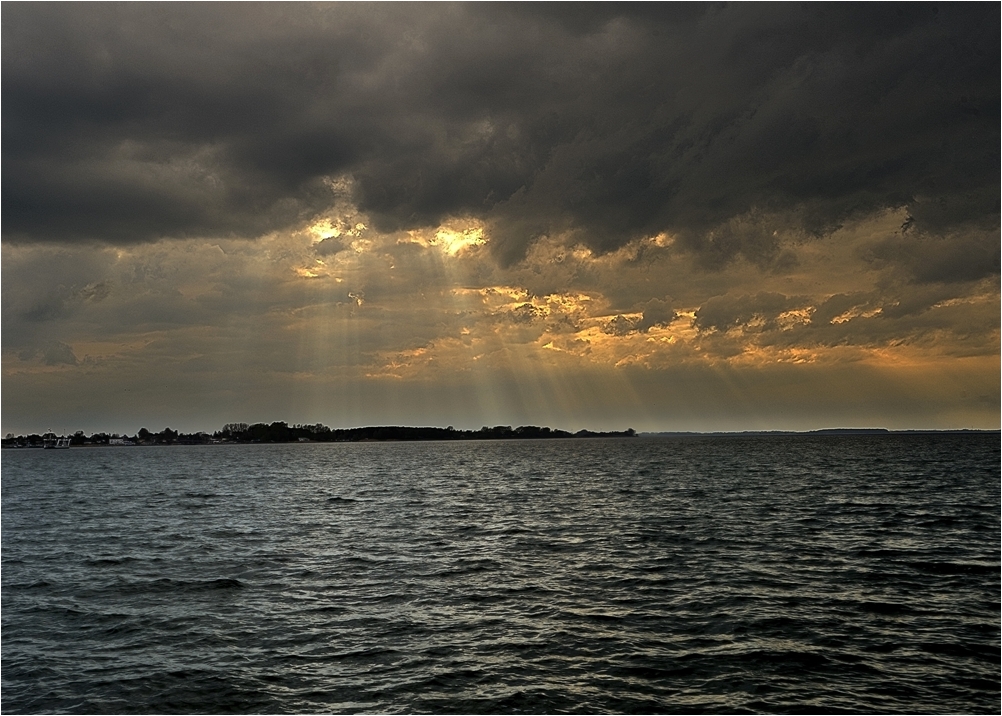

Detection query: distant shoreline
xmin=638 ymin=428 xmax=1000 ymax=437
xmin=2 ymin=424 xmax=637 ymax=448
xmin=3 ymin=424 xmax=997 ymax=449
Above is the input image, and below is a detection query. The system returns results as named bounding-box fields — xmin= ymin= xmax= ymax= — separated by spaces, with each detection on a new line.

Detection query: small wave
xmin=858 ymin=600 xmax=909 ymax=616
xmin=197 ymin=577 xmax=244 ymax=590
xmin=429 ymin=558 xmax=500 ymax=577
xmin=85 ymin=557 xmax=136 ymax=566
xmin=329 ymin=646 xmax=403 ymax=661
xmin=561 ymin=609 xmax=627 ymax=623
xmin=920 ymin=642 xmax=998 ymax=660
xmin=7 ymin=580 xmax=52 ymax=590
xmin=908 ymin=561 xmax=1000 ymax=576
xmin=326 ymin=496 xmax=357 ymax=503
xmin=308 ymin=605 xmax=349 ymax=614
xmin=114 ymin=577 xmax=245 ymax=594
xmin=370 ymin=592 xmax=411 ymax=604
xmin=746 ymin=648 xmax=834 ymax=670
xmin=610 ymin=662 xmax=696 ymax=680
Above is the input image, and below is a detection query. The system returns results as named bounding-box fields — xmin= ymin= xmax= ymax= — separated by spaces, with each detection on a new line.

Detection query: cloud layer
xmin=3 ymin=4 xmax=998 ymax=434
xmin=5 ymin=4 xmax=998 ymax=261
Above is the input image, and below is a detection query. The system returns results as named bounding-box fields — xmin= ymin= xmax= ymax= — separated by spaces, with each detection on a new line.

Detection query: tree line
xmin=2 ymin=423 xmax=636 ymax=447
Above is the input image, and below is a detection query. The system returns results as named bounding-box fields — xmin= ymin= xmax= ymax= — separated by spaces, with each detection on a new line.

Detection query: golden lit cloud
xmin=3 ymin=199 xmax=997 ymax=432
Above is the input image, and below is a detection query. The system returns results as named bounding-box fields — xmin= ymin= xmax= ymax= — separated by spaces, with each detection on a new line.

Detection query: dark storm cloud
xmin=636 ymin=297 xmax=677 ymax=333
xmin=18 ymin=341 xmax=78 ymax=366
xmin=866 ymin=230 xmax=1001 ymax=284
xmin=313 ymin=236 xmax=349 ymax=257
xmin=604 ymin=296 xmax=676 ymax=335
xmin=694 ymin=291 xmax=803 ymax=332
xmin=1 ymin=246 xmax=112 ymax=341
xmin=4 ymin=3 xmax=998 ymax=266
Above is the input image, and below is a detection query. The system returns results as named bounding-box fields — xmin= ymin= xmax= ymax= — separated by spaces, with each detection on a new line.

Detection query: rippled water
xmin=2 ymin=435 xmax=999 ymax=713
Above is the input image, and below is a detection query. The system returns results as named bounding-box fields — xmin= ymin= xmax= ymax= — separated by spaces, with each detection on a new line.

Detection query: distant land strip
xmin=2 ymin=423 xmax=637 ymax=447
xmin=3 ymin=424 xmax=996 ymax=448
xmin=640 ymin=429 xmax=999 ymax=436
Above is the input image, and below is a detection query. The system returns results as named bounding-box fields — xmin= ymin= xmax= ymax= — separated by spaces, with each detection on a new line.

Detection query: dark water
xmin=2 ymin=435 xmax=999 ymax=714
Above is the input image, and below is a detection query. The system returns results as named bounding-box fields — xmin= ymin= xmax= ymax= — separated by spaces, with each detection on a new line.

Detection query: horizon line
xmin=3 ymin=423 xmax=998 ymax=441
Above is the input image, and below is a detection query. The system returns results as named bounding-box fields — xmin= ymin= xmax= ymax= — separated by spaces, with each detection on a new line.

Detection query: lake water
xmin=2 ymin=435 xmax=999 ymax=713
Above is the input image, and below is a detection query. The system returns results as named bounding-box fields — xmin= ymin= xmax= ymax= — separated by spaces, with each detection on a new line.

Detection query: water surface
xmin=2 ymin=435 xmax=999 ymax=713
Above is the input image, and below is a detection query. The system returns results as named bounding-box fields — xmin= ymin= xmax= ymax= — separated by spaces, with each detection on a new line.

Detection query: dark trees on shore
xmin=2 ymin=423 xmax=635 ymax=447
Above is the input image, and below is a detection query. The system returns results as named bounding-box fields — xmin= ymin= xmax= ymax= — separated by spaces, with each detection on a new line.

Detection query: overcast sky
xmin=3 ymin=2 xmax=999 ymax=435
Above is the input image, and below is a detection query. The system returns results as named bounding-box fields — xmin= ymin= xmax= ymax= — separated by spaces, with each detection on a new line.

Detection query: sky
xmin=2 ymin=2 xmax=999 ymax=436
